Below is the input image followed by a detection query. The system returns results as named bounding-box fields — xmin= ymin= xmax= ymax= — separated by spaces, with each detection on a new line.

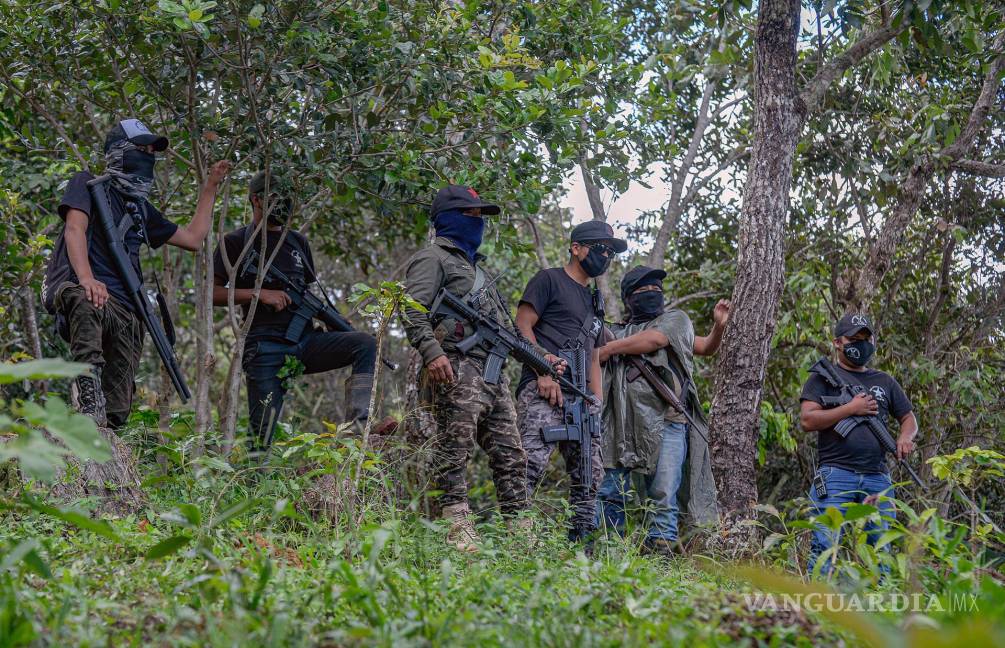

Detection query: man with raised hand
xmin=401 ymin=184 xmax=529 ymax=552
xmin=597 ymin=265 xmax=725 ymax=557
xmin=45 ymin=118 xmax=230 ymax=427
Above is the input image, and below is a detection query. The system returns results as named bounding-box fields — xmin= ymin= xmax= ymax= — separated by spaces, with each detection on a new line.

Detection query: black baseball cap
xmin=571 ymin=220 xmax=628 ymax=254
xmin=104 ymin=118 xmax=169 ymax=153
xmin=431 ymin=184 xmax=500 ymax=217
xmin=620 ymin=265 xmax=667 ymax=299
xmin=834 ymin=313 xmax=874 ymax=338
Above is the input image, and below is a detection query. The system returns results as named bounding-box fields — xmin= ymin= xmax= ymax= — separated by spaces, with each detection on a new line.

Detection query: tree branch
xmin=952 ymin=159 xmax=1005 ymax=178
xmin=800 ymin=20 xmax=907 ymax=113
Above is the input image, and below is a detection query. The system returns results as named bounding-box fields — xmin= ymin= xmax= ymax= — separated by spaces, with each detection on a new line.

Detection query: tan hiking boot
xmin=442 ymin=502 xmax=480 ymax=553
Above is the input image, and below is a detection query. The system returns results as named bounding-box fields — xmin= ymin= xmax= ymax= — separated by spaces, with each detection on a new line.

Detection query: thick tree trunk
xmin=708 ymin=0 xmax=802 ymax=516
xmin=46 ymin=427 xmax=145 ymax=516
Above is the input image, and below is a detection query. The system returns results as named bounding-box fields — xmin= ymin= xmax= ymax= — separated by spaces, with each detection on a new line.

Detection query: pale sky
xmin=560 ymin=163 xmax=671 ymax=256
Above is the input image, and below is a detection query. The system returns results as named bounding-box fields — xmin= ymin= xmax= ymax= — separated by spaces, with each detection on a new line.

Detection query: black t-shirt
xmin=800 ymin=364 xmax=913 ymax=473
xmin=58 ymin=171 xmax=178 ymax=314
xmin=517 ymin=267 xmax=604 ymax=395
xmin=213 ymin=225 xmax=316 ymax=341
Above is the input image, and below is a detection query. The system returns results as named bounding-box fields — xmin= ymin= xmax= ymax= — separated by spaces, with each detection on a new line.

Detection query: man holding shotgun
xmin=44 ymin=118 xmax=230 ymax=428
xmin=596 ymin=265 xmax=725 ymax=556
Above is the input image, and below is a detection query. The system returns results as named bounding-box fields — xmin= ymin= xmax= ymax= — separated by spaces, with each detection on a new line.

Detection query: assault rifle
xmin=430 ymin=287 xmax=600 ymax=489
xmin=811 ymin=357 xmax=926 ymax=489
xmin=239 ymin=247 xmax=393 ymax=369
xmin=601 ymin=328 xmax=699 ymax=429
xmin=87 ymin=176 xmax=191 ymax=402
xmin=541 ymin=345 xmax=601 ymax=490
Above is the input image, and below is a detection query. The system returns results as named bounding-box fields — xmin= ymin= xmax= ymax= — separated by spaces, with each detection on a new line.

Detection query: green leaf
xmin=145 ymin=535 xmax=192 ymax=560
xmin=177 ymin=503 xmax=201 ymax=527
xmin=18 ymin=398 xmax=110 ymax=463
xmin=209 ymin=498 xmax=258 ymax=529
xmin=0 ymin=359 xmax=89 ymax=384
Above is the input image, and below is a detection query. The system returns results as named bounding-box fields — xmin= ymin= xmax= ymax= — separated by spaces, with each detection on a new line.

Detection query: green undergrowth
xmin=1 ymin=468 xmax=841 ymax=647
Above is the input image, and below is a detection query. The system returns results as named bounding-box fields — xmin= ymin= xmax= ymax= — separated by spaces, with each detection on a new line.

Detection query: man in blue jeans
xmin=597 ymin=266 xmax=726 ymax=556
xmin=800 ymin=313 xmax=919 ymax=576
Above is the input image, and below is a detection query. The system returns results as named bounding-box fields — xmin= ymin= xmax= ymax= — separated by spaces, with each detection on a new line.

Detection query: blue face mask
xmin=434 ymin=209 xmax=484 ymax=263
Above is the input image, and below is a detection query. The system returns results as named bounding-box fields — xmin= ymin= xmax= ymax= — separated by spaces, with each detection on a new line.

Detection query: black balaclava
xmin=627 ymin=290 xmax=665 ymax=323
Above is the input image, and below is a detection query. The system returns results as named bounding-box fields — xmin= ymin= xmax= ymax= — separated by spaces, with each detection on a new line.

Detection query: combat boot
xmin=344 ymin=373 xmax=374 ymax=433
xmin=568 ymin=524 xmax=597 ymax=558
xmin=71 ymin=367 xmax=107 ymax=428
xmin=641 ymin=537 xmax=682 ymax=558
xmin=442 ymin=502 xmax=480 ymax=553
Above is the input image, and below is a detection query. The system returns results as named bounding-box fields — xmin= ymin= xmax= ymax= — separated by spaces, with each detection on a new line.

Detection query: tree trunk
xmin=193 ymin=243 xmax=216 ymax=451
xmin=579 ymin=160 xmax=622 ymax=321
xmin=843 ymin=32 xmax=1005 ymax=310
xmin=46 ymin=427 xmax=145 ymax=516
xmin=708 ymin=0 xmax=802 ymax=516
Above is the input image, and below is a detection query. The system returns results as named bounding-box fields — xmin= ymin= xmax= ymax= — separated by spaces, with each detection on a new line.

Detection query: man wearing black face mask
xmin=800 ymin=313 xmax=918 ymax=575
xmin=212 ymin=171 xmax=377 ymax=455
xmin=516 ymin=220 xmax=627 ymax=546
xmin=596 ymin=265 xmax=727 ymax=556
xmin=45 ymin=118 xmax=231 ymax=427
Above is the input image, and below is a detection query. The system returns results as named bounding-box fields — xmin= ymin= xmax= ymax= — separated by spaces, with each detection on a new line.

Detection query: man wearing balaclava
xmin=401 ymin=184 xmax=530 ymax=552
xmin=46 ymin=118 xmax=230 ymax=428
xmin=212 ymin=170 xmax=378 ymax=455
xmin=800 ymin=313 xmax=918 ymax=576
xmin=595 ymin=265 xmax=728 ymax=557
xmin=515 ymin=221 xmax=627 ymax=551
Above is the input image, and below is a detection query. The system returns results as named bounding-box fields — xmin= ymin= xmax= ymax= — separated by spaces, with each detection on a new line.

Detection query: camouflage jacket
xmin=402 ymin=237 xmax=508 ymax=365
xmin=601 ymin=310 xmax=719 ymax=526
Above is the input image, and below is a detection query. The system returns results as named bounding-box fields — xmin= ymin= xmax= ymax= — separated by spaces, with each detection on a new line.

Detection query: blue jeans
xmin=808 ymin=465 xmax=895 ymax=576
xmin=596 ymin=421 xmax=688 ymax=541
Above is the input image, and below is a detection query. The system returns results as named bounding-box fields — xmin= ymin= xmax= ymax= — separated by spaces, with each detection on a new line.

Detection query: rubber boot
xmin=442 ymin=502 xmax=480 ymax=553
xmin=344 ymin=373 xmax=374 ymax=433
xmin=71 ymin=367 xmax=107 ymax=428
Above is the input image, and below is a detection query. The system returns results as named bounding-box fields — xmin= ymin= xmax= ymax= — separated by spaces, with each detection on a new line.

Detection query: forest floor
xmin=0 ymin=427 xmax=948 ymax=647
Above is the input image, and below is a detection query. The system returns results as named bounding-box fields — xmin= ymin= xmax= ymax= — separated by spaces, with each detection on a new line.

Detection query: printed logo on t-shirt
xmin=291 ymin=249 xmax=304 ymax=270
xmin=869 ymin=385 xmax=887 ymax=404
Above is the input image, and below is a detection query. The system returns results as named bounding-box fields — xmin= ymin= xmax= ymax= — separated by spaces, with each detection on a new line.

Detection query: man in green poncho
xmin=597 ymin=265 xmax=727 ymax=556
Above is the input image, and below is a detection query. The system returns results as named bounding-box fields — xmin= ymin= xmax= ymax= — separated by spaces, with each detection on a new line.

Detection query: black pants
xmin=243 ymin=330 xmax=376 ymax=452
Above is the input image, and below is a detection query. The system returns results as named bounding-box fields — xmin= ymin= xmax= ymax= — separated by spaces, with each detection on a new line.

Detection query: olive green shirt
xmin=601 ymin=310 xmax=719 ymax=526
xmin=402 ymin=237 xmax=508 ymax=365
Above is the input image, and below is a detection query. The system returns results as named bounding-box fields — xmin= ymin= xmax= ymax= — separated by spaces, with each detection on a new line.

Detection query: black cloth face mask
xmin=579 ymin=246 xmax=611 ymax=278
xmin=842 ymin=339 xmax=875 ymax=367
xmin=628 ymin=290 xmax=664 ymax=322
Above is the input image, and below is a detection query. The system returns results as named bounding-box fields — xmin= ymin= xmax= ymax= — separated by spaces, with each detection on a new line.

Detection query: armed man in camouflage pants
xmin=402 ymin=185 xmax=529 ymax=552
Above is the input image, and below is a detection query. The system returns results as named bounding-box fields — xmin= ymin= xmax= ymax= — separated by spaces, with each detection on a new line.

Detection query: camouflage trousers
xmin=423 ymin=353 xmax=528 ymax=514
xmin=518 ymin=380 xmax=604 ymax=531
xmin=55 ymin=283 xmax=143 ymax=428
